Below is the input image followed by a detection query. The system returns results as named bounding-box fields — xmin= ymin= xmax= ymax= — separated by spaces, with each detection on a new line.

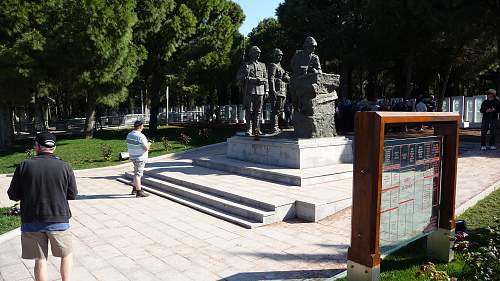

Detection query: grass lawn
xmin=0 ymin=125 xmax=240 ymax=174
xmin=339 ymin=188 xmax=500 ymax=280
xmin=0 ymin=207 xmax=20 ymax=235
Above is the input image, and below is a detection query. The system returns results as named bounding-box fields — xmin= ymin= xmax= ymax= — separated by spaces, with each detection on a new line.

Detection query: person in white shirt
xmin=126 ymin=120 xmax=151 ymax=197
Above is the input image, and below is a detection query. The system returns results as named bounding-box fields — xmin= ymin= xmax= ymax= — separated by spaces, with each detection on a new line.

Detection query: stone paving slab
xmin=1 ymin=142 xmax=499 ymax=280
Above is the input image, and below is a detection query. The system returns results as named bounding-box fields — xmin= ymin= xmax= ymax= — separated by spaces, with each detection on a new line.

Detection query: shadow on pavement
xmin=76 ymin=194 xmax=132 ymax=200
xmin=219 ymin=269 xmax=343 ymax=281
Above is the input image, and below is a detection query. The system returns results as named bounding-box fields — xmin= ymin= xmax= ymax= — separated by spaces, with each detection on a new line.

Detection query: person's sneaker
xmin=490 ymin=146 xmax=497 ymax=150
xmin=136 ymin=190 xmax=149 ymax=197
xmin=131 ymin=187 xmax=137 ymax=195
xmin=481 ymin=146 xmax=487 ymax=151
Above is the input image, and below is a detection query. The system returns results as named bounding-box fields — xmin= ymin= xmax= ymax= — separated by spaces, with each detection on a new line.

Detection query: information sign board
xmin=380 ymin=137 xmax=441 ymax=254
xmin=346 ymin=112 xmax=459 ymax=281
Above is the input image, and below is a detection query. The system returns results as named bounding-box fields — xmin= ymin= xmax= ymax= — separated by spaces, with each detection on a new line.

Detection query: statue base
xmin=226 ymin=135 xmax=353 ymax=169
xmin=291 ymin=72 xmax=339 ymax=138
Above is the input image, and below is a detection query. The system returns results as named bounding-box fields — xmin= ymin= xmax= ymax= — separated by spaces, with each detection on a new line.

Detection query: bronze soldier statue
xmin=237 ymin=46 xmax=268 ymax=136
xmin=289 ymin=36 xmax=339 ymax=138
xmin=268 ymin=48 xmax=289 ymax=134
xmin=290 ymin=36 xmax=322 ymax=78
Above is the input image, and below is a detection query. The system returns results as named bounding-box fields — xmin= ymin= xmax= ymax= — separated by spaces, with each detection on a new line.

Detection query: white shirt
xmin=126 ymin=130 xmax=148 ymax=161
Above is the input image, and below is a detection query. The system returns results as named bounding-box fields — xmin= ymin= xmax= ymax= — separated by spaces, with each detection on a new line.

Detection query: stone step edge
xmin=139 ymin=171 xmax=278 ymax=211
xmin=193 ymin=157 xmax=352 ymax=181
xmin=116 ymin=177 xmax=263 ymax=229
xmin=139 ymin=175 xmax=275 ymax=222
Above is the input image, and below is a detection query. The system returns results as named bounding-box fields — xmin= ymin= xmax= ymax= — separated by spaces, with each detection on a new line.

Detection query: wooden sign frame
xmin=346 ymin=112 xmax=460 ymax=280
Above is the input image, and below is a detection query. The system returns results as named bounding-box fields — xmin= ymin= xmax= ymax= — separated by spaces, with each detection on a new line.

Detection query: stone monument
xmin=290 ymin=36 xmax=338 ymax=138
xmin=236 ymin=46 xmax=268 ymax=136
xmin=226 ymin=36 xmax=352 ymax=173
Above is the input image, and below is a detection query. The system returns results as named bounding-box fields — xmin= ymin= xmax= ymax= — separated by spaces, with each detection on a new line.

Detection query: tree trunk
xmin=437 ymin=65 xmax=453 ymax=112
xmin=497 ymin=1 xmax=500 ymax=94
xmin=366 ymin=68 xmax=378 ymax=101
xmin=340 ymin=60 xmax=351 ymax=100
xmin=83 ymin=95 xmax=96 ymax=138
xmin=149 ymin=90 xmax=160 ymax=132
xmin=0 ymin=103 xmax=13 ymax=149
xmin=404 ymin=55 xmax=413 ymax=99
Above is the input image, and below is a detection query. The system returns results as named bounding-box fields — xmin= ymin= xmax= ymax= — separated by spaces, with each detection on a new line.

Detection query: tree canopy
xmin=245 ymin=0 xmax=499 ymax=103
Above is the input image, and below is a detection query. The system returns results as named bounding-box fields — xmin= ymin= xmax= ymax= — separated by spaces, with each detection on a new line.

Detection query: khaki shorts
xmin=132 ymin=160 xmax=146 ymax=177
xmin=21 ymin=230 xmax=73 ymax=259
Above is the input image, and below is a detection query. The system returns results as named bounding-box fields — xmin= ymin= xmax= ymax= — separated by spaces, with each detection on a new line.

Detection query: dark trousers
xmin=481 ymin=119 xmax=497 ymax=146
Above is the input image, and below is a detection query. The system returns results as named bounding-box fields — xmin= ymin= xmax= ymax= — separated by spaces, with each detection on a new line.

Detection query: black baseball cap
xmin=35 ymin=132 xmax=57 ymax=148
xmin=134 ymin=120 xmax=144 ymax=128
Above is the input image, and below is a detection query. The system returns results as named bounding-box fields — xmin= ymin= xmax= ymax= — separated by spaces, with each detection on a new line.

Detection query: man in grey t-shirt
xmin=126 ymin=120 xmax=150 ymax=197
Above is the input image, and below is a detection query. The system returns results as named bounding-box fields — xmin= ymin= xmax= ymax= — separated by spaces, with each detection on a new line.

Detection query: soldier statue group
xmin=237 ymin=36 xmax=322 ymax=136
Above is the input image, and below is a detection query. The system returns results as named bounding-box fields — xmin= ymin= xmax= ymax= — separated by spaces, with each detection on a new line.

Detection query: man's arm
xmin=66 ymin=168 xmax=78 ymax=200
xmin=480 ymin=101 xmax=488 ymax=114
xmin=142 ymin=135 xmax=151 ymax=151
xmin=7 ymin=164 xmax=23 ymax=201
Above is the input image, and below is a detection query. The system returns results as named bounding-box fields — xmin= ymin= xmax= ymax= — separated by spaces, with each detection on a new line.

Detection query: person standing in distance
xmin=8 ymin=132 xmax=78 ymax=281
xmin=126 ymin=120 xmax=150 ymax=197
xmin=480 ymin=89 xmax=500 ymax=150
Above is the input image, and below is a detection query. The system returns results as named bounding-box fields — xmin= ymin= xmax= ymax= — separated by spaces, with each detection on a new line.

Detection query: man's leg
xmin=489 ymin=119 xmax=496 ymax=147
xmin=60 ymin=254 xmax=73 ymax=281
xmin=134 ymin=175 xmax=142 ymax=191
xmin=34 ymin=258 xmax=48 ymax=281
xmin=22 ymin=232 xmax=49 ymax=281
xmin=481 ymin=119 xmax=488 ymax=147
xmin=48 ymin=231 xmax=73 ymax=281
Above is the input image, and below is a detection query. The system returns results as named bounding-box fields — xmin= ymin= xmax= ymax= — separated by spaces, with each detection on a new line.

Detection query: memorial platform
xmin=227 ymin=135 xmax=353 ymax=169
xmin=117 ymin=141 xmax=354 ymax=228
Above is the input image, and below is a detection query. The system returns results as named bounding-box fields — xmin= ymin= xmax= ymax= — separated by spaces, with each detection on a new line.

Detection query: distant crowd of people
xmin=335 ymin=95 xmax=438 ymax=132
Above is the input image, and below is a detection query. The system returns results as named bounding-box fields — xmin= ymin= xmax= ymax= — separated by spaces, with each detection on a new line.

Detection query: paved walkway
xmin=0 ymin=142 xmax=499 ymax=281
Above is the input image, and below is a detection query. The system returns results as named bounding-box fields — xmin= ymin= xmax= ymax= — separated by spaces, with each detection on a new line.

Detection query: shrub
xmin=100 ymin=143 xmax=113 ymax=161
xmin=179 ymin=133 xmax=191 ymax=147
xmin=162 ymin=136 xmax=172 ymax=151
xmin=198 ymin=128 xmax=210 ymax=140
xmin=462 ymin=219 xmax=500 ymax=281
xmin=25 ymin=148 xmax=35 ymax=159
xmin=415 ymin=262 xmax=455 ymax=281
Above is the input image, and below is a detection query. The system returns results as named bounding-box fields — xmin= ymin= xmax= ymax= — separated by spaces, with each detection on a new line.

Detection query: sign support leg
xmin=427 ymin=228 xmax=455 ymax=262
xmin=347 ymin=260 xmax=380 ymax=281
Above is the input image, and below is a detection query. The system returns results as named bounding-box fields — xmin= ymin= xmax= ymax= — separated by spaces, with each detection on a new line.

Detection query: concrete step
xmin=140 ymin=170 xmax=277 ymax=212
xmin=116 ymin=177 xmax=265 ymax=229
xmin=125 ymin=172 xmax=275 ymax=224
xmin=193 ymin=156 xmax=353 ymax=186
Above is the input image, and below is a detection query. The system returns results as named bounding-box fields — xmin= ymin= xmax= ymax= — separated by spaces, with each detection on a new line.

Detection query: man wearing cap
xmin=480 ymin=89 xmax=500 ymax=150
xmin=8 ymin=132 xmax=78 ymax=281
xmin=237 ymin=45 xmax=269 ymax=136
xmin=126 ymin=120 xmax=151 ymax=197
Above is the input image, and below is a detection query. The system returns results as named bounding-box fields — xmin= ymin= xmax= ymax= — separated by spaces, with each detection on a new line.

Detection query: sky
xmin=233 ymin=0 xmax=284 ymax=36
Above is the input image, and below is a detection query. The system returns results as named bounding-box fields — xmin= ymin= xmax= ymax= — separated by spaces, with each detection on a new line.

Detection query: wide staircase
xmin=117 ymin=153 xmax=353 ymax=229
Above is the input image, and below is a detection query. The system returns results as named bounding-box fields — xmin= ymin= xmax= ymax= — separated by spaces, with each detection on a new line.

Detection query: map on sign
xmin=380 ymin=136 xmax=442 ymax=254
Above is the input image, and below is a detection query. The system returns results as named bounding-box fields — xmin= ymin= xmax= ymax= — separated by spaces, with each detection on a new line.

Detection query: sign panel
xmin=380 ymin=136 xmax=442 ymax=254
